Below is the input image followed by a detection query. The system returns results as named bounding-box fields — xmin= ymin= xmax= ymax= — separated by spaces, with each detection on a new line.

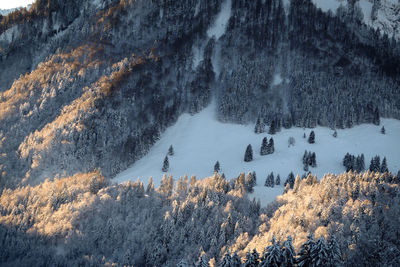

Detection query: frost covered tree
xmin=327 ymin=235 xmax=342 ymax=267
xmin=297 ymin=234 xmax=315 ymax=267
xmin=195 ymin=254 xmax=210 ymax=267
xmin=380 ymin=126 xmax=385 ymax=134
xmin=260 ymin=137 xmax=268 ymax=155
xmin=146 ymin=177 xmax=155 ymax=194
xmin=244 ymin=144 xmax=253 ymax=162
xmin=214 ymin=161 xmax=220 ymax=173
xmin=260 ymin=237 xmax=282 ymax=267
xmin=243 ymin=249 xmax=259 ymax=267
xmin=265 ymin=172 xmax=275 ymax=187
xmin=168 ymin=145 xmax=174 ymax=156
xmin=333 ymin=130 xmax=337 ymax=138
xmin=246 ymin=172 xmax=256 ymax=193
xmin=281 ymin=236 xmax=295 ymax=267
xmin=254 ymin=116 xmax=265 ymax=134
xmin=310 ymin=236 xmax=329 ymax=266
xmin=369 ymin=155 xmax=381 ymax=172
xmin=308 ymin=131 xmax=315 ymax=144
xmin=162 ymin=155 xmax=169 ymax=172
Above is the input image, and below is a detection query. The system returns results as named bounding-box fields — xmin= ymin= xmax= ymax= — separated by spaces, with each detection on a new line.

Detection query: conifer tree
xmin=269 ymin=119 xmax=276 ymax=135
xmin=381 ymin=126 xmax=385 ymax=134
xmin=162 ymin=156 xmax=169 ymax=172
xmin=267 ymin=138 xmax=275 ymax=154
xmin=219 ymin=251 xmax=232 ymax=267
xmin=231 ymin=252 xmax=241 ymax=267
xmin=260 ymin=237 xmax=282 ymax=267
xmin=333 ymin=130 xmax=338 ymax=138
xmin=297 ymin=234 xmax=316 ymax=267
xmin=252 ymin=171 xmax=257 ymax=185
xmin=327 ymin=235 xmax=342 ymax=267
xmin=310 ymin=237 xmax=329 ymax=266
xmin=381 ymin=157 xmax=388 ymax=173
xmin=244 ymin=144 xmax=253 ymax=162
xmin=168 ymin=145 xmax=174 ymax=156
xmin=146 ymin=177 xmax=155 ymax=194
xmin=311 ymin=152 xmax=317 ymax=167
xmin=276 ymin=174 xmax=281 ymax=186
xmin=246 ymin=172 xmax=256 ymax=192
xmin=284 ymin=172 xmax=295 ymax=189
xmin=308 ymin=131 xmax=315 ymax=144
xmin=260 ymin=137 xmax=268 ymax=155
xmin=214 ymin=161 xmax=220 ymax=173
xmin=281 ymin=236 xmax=295 ymax=267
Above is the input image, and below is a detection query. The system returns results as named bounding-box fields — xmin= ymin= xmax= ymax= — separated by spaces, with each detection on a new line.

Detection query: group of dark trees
xmin=217 ymin=234 xmax=341 ymax=267
xmin=265 ymin=172 xmax=281 ymax=187
xmin=343 ymin=153 xmax=365 ymax=172
xmin=162 ymin=145 xmax=175 ymax=172
xmin=369 ymin=155 xmax=388 ymax=173
xmin=303 ymin=150 xmax=317 ymax=171
xmin=260 ymin=137 xmax=275 ymax=156
xmin=343 ymin=153 xmax=389 ymax=173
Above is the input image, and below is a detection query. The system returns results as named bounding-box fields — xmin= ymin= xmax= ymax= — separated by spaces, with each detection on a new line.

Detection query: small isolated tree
xmin=308 ymin=131 xmax=315 ymax=144
xmin=260 ymin=137 xmax=268 ymax=155
xmin=168 ymin=145 xmax=174 ymax=156
xmin=244 ymin=144 xmax=253 ymax=162
xmin=303 ymin=132 xmax=306 ymax=139
xmin=333 ymin=130 xmax=338 ymax=138
xmin=288 ymin=136 xmax=295 ymax=147
xmin=276 ymin=174 xmax=281 ymax=185
xmin=381 ymin=126 xmax=385 ymax=134
xmin=162 ymin=156 xmax=169 ymax=172
xmin=214 ymin=161 xmax=220 ymax=173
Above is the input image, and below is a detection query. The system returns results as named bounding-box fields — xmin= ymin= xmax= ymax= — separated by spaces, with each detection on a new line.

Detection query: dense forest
xmin=1 ymin=170 xmax=399 ymax=266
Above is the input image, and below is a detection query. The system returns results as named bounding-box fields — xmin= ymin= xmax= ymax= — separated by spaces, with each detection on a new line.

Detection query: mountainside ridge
xmin=0 ymin=0 xmax=399 ymax=188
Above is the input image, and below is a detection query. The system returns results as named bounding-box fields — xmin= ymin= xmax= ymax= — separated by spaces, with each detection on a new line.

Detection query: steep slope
xmin=0 ymin=0 xmax=399 ymax=188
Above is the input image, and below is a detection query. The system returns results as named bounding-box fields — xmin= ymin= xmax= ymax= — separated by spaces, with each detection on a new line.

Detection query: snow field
xmin=114 ymin=103 xmax=400 ymax=205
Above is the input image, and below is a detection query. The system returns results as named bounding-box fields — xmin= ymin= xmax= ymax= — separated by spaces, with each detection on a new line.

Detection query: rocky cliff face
xmin=0 ymin=0 xmax=399 ymax=188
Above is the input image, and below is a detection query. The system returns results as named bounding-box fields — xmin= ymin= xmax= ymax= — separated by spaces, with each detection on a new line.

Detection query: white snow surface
xmin=114 ymin=103 xmax=400 ymax=206
xmin=206 ymin=0 xmax=232 ymax=40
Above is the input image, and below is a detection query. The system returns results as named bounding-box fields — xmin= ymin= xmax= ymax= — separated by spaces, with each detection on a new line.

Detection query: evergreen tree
xmin=231 ymin=251 xmax=241 ymax=267
xmin=310 ymin=237 xmax=329 ymax=266
xmin=196 ymin=254 xmax=210 ymax=267
xmin=276 ymin=174 xmax=281 ymax=186
xmin=260 ymin=237 xmax=282 ymax=267
xmin=244 ymin=144 xmax=253 ymax=162
xmin=297 ymin=234 xmax=315 ymax=267
xmin=255 ymin=116 xmax=265 ymax=134
xmin=327 ymin=235 xmax=342 ymax=267
xmin=381 ymin=126 xmax=385 ymax=134
xmin=146 ymin=177 xmax=155 ymax=194
xmin=260 ymin=137 xmax=268 ymax=155
xmin=162 ymin=156 xmax=169 ymax=172
xmin=281 ymin=236 xmax=295 ymax=267
xmin=219 ymin=251 xmax=232 ymax=267
xmin=360 ymin=154 xmax=365 ymax=171
xmin=381 ymin=157 xmax=388 ymax=173
xmin=369 ymin=155 xmax=381 ymax=172
xmin=288 ymin=136 xmax=295 ymax=147
xmin=265 ymin=172 xmax=275 ymax=187
xmin=269 ymin=119 xmax=277 ymax=135
xmin=308 ymin=131 xmax=315 ymax=144
xmin=373 ymin=107 xmax=380 ymax=125
xmin=267 ymin=138 xmax=275 ymax=154
xmin=243 ymin=250 xmax=258 ymax=267
xmin=246 ymin=172 xmax=256 ymax=193
xmin=214 ymin=161 xmax=220 ymax=173
xmin=311 ymin=152 xmax=316 ymax=167
xmin=168 ymin=145 xmax=174 ymax=156
xmin=252 ymin=171 xmax=257 ymax=186
xmin=333 ymin=130 xmax=338 ymax=138
xmin=284 ymin=172 xmax=295 ymax=189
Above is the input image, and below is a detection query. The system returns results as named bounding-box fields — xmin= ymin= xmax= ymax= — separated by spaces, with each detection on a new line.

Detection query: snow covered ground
xmin=114 ymin=103 xmax=400 ymax=205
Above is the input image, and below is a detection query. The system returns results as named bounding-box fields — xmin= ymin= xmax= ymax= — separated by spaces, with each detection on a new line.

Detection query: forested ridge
xmin=1 ymin=170 xmax=399 ymax=266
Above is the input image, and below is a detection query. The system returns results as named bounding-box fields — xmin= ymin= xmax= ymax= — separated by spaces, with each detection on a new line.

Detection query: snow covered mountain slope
xmin=312 ymin=0 xmax=400 ymax=39
xmin=114 ymin=102 xmax=400 ymax=204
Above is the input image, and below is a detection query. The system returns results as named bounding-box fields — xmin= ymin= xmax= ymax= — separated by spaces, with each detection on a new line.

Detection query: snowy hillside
xmin=114 ymin=103 xmax=400 ymax=204
xmin=312 ymin=0 xmax=400 ymax=39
